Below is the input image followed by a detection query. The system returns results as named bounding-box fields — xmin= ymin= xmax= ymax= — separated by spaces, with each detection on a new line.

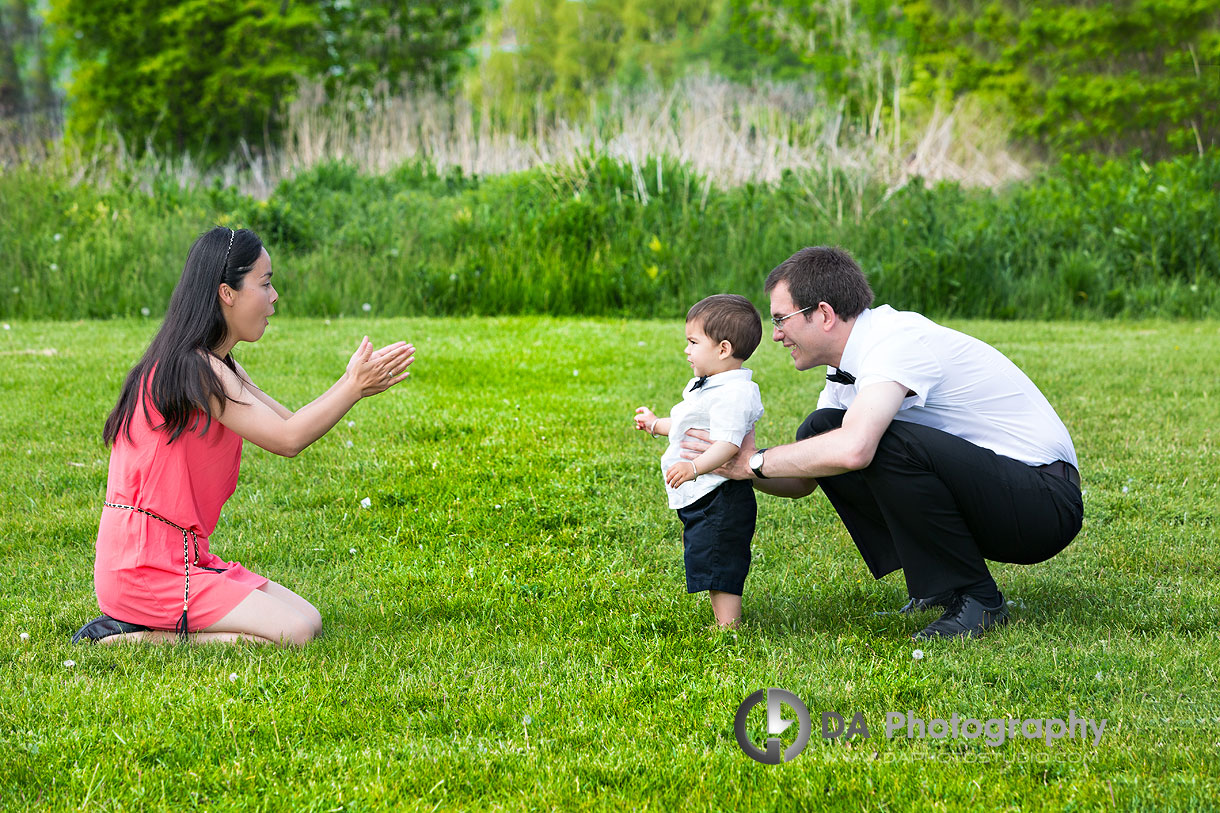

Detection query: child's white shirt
xmin=660 ymin=368 xmax=764 ymax=509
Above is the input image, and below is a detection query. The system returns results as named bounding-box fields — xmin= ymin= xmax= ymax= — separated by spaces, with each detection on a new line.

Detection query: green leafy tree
xmin=314 ymin=1 xmax=488 ymax=93
xmin=731 ymin=0 xmax=1220 ymax=158
xmin=909 ymin=0 xmax=1220 ymax=157
xmin=472 ymin=0 xmax=721 ymax=116
xmin=0 ymin=9 xmax=23 ymax=117
xmin=682 ymin=0 xmax=809 ymax=81
xmin=50 ymin=0 xmax=320 ymax=160
xmin=0 ymin=0 xmax=58 ymax=116
xmin=726 ymin=0 xmax=915 ymax=119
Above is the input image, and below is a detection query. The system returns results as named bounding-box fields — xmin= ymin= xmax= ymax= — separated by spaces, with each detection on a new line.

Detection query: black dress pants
xmin=797 ymin=409 xmax=1083 ymax=599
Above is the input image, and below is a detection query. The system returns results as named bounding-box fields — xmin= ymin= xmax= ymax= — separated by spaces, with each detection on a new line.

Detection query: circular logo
xmin=734 ymin=688 xmax=812 ymax=764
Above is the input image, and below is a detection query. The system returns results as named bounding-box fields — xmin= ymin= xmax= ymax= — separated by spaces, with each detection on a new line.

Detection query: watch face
xmin=750 ymin=453 xmax=763 ymax=470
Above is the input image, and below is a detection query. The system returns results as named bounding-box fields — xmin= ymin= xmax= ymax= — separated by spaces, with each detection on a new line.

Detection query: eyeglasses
xmin=771 ymin=305 xmax=814 ymax=330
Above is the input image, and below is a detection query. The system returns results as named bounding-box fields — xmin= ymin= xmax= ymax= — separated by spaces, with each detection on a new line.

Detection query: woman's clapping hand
xmin=346 ymin=336 xmax=416 ymax=397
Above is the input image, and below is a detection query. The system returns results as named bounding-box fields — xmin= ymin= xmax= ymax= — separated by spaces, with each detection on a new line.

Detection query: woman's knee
xmin=248 ymin=608 xmax=315 ymax=646
xmin=279 ymin=613 xmax=318 ymax=646
xmin=258 ymin=581 xmax=322 ymax=635
xmin=206 ymin=590 xmax=318 ymax=646
xmin=284 ymin=597 xmax=321 ymax=638
xmin=304 ymin=604 xmax=323 ymax=636
xmin=260 ymin=601 xmax=318 ymax=646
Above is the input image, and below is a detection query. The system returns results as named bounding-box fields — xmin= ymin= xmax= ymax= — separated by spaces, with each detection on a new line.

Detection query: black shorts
xmin=675 ymin=478 xmax=756 ymax=595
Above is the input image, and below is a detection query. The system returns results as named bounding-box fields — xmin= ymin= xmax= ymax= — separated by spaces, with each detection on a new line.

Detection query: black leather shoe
xmin=898 ymin=590 xmax=956 ymax=615
xmin=71 ymin=615 xmax=148 ymax=644
xmin=912 ymin=593 xmax=1009 ymax=640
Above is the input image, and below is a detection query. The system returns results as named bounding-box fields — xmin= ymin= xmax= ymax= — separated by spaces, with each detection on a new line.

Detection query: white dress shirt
xmin=661 ymin=368 xmax=765 ymax=509
xmin=817 ymin=306 xmax=1077 ymax=467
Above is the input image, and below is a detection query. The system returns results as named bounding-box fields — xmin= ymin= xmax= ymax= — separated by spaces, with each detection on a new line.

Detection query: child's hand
xmin=633 ymin=406 xmax=657 ymax=432
xmin=665 ymin=459 xmax=699 ymax=488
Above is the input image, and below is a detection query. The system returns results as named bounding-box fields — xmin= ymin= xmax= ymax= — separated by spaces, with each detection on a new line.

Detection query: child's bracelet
xmin=648 ymin=418 xmax=659 ymax=437
xmin=689 ymin=460 xmax=699 ymax=477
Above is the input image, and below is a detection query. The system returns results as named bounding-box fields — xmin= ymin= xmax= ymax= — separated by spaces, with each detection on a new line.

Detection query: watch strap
xmin=751 ymin=448 xmax=770 ymax=479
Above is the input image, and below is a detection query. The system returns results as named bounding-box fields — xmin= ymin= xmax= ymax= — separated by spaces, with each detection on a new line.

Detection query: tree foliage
xmin=730 ymin=0 xmax=1220 ymax=158
xmin=472 ymin=0 xmax=724 ymax=115
xmin=726 ymin=0 xmax=913 ymax=121
xmin=0 ymin=0 xmax=58 ymax=116
xmin=909 ymin=0 xmax=1220 ymax=157
xmin=314 ymin=1 xmax=486 ymax=93
xmin=47 ymin=0 xmax=490 ymax=162
xmin=29 ymin=0 xmax=1220 ymax=161
xmin=50 ymin=0 xmax=320 ymax=160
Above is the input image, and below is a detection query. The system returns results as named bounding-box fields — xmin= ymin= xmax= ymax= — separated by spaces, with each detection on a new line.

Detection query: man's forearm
xmin=753 ymin=476 xmax=819 ymax=499
xmin=753 ymin=431 xmax=864 ymax=479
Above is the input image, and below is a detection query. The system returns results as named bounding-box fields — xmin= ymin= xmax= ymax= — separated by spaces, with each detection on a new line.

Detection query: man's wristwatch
xmin=749 ymin=448 xmax=769 ymax=479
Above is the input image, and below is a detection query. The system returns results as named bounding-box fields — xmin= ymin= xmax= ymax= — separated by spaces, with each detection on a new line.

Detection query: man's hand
xmin=680 ymin=428 xmax=757 ymax=480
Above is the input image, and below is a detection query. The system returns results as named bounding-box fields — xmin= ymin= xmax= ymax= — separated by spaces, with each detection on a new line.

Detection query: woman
xmin=72 ymin=226 xmax=414 ymax=645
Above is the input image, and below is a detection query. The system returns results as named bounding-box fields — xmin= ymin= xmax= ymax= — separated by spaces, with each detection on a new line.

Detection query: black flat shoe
xmin=71 ymin=615 xmax=148 ymax=643
xmin=898 ymin=590 xmax=956 ymax=615
xmin=912 ymin=593 xmax=1009 ymax=640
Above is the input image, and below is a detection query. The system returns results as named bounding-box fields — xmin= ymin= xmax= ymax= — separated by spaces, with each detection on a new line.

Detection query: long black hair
xmin=103 ymin=227 xmax=264 ymax=445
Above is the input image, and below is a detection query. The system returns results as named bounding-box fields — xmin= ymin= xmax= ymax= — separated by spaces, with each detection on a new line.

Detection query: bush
xmin=2 ymin=151 xmax=1217 ymax=320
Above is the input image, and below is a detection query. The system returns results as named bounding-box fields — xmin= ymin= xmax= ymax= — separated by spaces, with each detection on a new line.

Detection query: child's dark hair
xmin=687 ymin=294 xmax=763 ymax=360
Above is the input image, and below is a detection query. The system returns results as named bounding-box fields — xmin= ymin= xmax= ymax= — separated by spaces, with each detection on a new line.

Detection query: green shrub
xmin=2 ymin=151 xmax=1217 ymax=320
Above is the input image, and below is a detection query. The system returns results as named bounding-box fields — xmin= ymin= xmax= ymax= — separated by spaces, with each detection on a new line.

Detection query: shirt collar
xmin=688 ymin=367 xmax=753 ymax=391
xmin=832 ymin=306 xmax=874 ymax=382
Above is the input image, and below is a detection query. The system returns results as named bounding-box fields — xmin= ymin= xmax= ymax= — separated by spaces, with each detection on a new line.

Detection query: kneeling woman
xmin=73 ymin=227 xmax=414 ymax=645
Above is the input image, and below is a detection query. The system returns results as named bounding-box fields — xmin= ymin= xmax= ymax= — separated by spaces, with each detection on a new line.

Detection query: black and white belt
xmin=103 ymin=502 xmax=225 ymax=640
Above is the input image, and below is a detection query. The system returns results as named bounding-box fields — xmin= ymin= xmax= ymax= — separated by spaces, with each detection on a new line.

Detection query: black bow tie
xmin=826 ymin=368 xmax=856 ymax=385
xmin=689 ymin=375 xmax=709 ymax=391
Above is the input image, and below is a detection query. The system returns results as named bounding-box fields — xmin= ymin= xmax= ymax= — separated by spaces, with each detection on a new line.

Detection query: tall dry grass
xmin=4 ymin=76 xmax=1030 ymax=208
xmin=276 ymin=76 xmax=1030 ymax=199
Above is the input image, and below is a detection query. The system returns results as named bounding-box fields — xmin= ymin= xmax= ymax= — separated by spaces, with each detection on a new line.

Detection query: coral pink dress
xmin=94 ymin=383 xmax=267 ymax=630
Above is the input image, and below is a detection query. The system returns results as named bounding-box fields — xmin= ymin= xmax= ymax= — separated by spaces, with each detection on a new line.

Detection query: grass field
xmin=2 ymin=316 xmax=1219 ymax=810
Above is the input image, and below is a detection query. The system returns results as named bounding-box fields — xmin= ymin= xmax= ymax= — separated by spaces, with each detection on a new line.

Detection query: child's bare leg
xmin=709 ymin=590 xmax=742 ymax=628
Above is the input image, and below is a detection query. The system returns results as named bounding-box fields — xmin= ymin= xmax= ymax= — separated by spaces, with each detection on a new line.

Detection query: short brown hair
xmin=764 ymin=246 xmax=874 ymax=320
xmin=686 ymin=294 xmax=763 ymax=361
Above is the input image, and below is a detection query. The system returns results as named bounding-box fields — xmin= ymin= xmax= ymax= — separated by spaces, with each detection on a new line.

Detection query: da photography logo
xmin=734 ymin=688 xmax=812 ymax=764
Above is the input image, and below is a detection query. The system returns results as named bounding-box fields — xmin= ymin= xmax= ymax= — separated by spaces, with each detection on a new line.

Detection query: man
xmin=685 ymin=246 xmax=1082 ymax=640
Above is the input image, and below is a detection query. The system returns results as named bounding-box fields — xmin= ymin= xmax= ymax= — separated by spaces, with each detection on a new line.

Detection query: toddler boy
xmin=634 ymin=294 xmax=764 ymax=627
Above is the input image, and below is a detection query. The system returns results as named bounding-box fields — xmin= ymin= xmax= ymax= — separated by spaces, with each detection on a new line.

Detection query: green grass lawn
xmin=2 ymin=316 xmax=1219 ymax=810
